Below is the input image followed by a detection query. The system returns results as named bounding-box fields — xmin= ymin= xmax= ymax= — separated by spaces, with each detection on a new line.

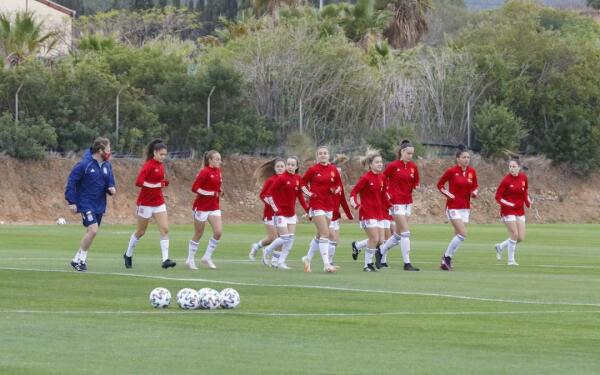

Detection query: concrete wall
xmin=0 ymin=0 xmax=74 ymax=56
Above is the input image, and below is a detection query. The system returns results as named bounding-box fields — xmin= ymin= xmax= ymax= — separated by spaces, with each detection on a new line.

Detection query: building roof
xmin=33 ymin=0 xmax=75 ymax=17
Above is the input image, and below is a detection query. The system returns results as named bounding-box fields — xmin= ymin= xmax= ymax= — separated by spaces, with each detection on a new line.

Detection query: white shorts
xmin=193 ymin=209 xmax=221 ymax=222
xmin=329 ymin=219 xmax=340 ymax=231
xmin=263 ymin=218 xmax=275 ymax=226
xmin=274 ymin=215 xmax=297 ymax=228
xmin=136 ymin=204 xmax=166 ymax=219
xmin=392 ymin=204 xmax=412 ymax=216
xmin=382 ymin=219 xmax=391 ymax=229
xmin=309 ymin=209 xmax=333 ymax=219
xmin=502 ymin=215 xmax=526 ymax=223
xmin=446 ymin=209 xmax=470 ymax=223
xmin=360 ymin=219 xmax=384 ymax=229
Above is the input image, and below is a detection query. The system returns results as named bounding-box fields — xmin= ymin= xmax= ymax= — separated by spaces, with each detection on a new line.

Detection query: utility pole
xmin=207 ymin=86 xmax=216 ymax=129
xmin=299 ymin=97 xmax=303 ymax=134
xmin=467 ymin=99 xmax=471 ymax=149
xmin=319 ymin=0 xmax=324 ymax=11
xmin=15 ymin=83 xmax=24 ymax=123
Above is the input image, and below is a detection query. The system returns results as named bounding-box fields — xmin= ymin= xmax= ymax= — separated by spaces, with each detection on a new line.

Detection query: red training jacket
xmin=495 ymin=172 xmax=530 ymax=216
xmin=383 ymin=160 xmax=420 ymax=205
xmin=302 ymin=163 xmax=342 ymax=211
xmin=437 ymin=165 xmax=478 ymax=209
xmin=135 ymin=159 xmax=166 ymax=207
xmin=192 ymin=166 xmax=222 ymax=211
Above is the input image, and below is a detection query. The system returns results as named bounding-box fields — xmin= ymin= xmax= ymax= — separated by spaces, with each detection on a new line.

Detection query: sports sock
xmin=444 ymin=234 xmax=465 ymax=258
xmin=507 ymin=239 xmax=517 ymax=262
xmin=279 ymin=234 xmax=294 ymax=265
xmin=400 ymin=231 xmax=411 ymax=264
xmin=159 ymin=237 xmax=169 ymax=261
xmin=187 ymin=240 xmax=199 ymax=262
xmin=307 ymin=237 xmax=319 ymax=260
xmin=365 ymin=248 xmax=375 ymax=267
xmin=380 ymin=233 xmax=401 ymax=254
xmin=203 ymin=237 xmax=219 ymax=259
xmin=125 ymin=234 xmax=138 ymax=257
xmin=328 ymin=241 xmax=337 ymax=264
xmin=318 ymin=238 xmax=331 ymax=267
xmin=355 ymin=239 xmax=368 ymax=250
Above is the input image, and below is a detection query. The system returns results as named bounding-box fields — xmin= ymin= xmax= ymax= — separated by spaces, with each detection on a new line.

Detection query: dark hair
xmin=396 ymin=139 xmax=413 ymax=159
xmin=509 ymin=158 xmax=521 ymax=166
xmin=455 ymin=144 xmax=469 ymax=159
xmin=146 ymin=139 xmax=167 ymax=161
xmin=92 ymin=137 xmax=110 ymax=154
xmin=287 ymin=156 xmax=301 ymax=174
xmin=203 ymin=150 xmax=220 ymax=167
xmin=254 ymin=157 xmax=285 ymax=184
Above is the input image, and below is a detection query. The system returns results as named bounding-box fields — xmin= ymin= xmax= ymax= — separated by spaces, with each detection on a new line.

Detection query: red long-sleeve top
xmin=350 ymin=171 xmax=386 ymax=221
xmin=135 ymin=159 xmax=166 ymax=207
xmin=332 ymin=184 xmax=353 ymax=221
xmin=192 ymin=166 xmax=222 ymax=211
xmin=302 ymin=163 xmax=342 ymax=211
xmin=437 ymin=165 xmax=478 ymax=209
xmin=266 ymin=172 xmax=309 ymax=217
xmin=259 ymin=174 xmax=278 ymax=220
xmin=383 ymin=160 xmax=420 ymax=205
xmin=495 ymin=172 xmax=531 ymax=216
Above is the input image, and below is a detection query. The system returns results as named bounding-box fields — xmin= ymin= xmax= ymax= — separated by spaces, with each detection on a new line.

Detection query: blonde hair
xmin=360 ymin=147 xmax=382 ymax=169
xmin=203 ymin=150 xmax=220 ymax=167
xmin=332 ymin=153 xmax=349 ymax=165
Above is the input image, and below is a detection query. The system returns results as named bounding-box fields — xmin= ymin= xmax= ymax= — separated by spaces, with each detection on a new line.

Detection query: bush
xmin=0 ymin=113 xmax=57 ymax=159
xmin=473 ymin=102 xmax=526 ymax=158
xmin=366 ymin=126 xmax=423 ymax=162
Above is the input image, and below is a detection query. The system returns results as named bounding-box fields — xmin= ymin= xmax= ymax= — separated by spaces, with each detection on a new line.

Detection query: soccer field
xmin=1 ymin=223 xmax=599 ymax=374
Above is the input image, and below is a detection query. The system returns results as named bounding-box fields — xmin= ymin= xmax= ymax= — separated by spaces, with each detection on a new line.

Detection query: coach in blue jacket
xmin=65 ymin=137 xmax=116 ymax=272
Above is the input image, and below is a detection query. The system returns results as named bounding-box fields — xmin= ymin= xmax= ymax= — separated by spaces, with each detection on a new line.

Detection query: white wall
xmin=0 ymin=0 xmax=73 ymax=56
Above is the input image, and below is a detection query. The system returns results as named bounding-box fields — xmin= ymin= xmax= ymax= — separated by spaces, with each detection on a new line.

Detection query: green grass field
xmin=1 ymin=223 xmax=599 ymax=374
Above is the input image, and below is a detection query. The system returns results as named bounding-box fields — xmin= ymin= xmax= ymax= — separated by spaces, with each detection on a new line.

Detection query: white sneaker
xmin=507 ymin=260 xmax=519 ymax=266
xmin=185 ymin=259 xmax=198 ymax=270
xmin=270 ymin=256 xmax=279 ymax=268
xmin=201 ymin=257 xmax=217 ymax=270
xmin=302 ymin=256 xmax=311 ymax=273
xmin=495 ymin=243 xmax=503 ymax=261
xmin=324 ymin=265 xmax=337 ymax=273
xmin=248 ymin=246 xmax=257 ymax=261
xmin=278 ymin=263 xmax=291 ymax=270
xmin=261 ymin=248 xmax=271 ymax=266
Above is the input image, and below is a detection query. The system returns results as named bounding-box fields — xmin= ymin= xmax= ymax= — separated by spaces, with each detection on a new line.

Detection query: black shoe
xmin=374 ymin=247 xmax=383 ymax=269
xmin=123 ymin=254 xmax=132 ymax=269
xmin=70 ymin=261 xmax=86 ymax=272
xmin=403 ymin=263 xmax=420 ymax=271
xmin=440 ymin=255 xmax=452 ymax=271
xmin=351 ymin=241 xmax=360 ymax=261
xmin=363 ymin=263 xmax=378 ymax=272
xmin=380 ymin=262 xmax=389 ymax=268
xmin=161 ymin=259 xmax=176 ymax=269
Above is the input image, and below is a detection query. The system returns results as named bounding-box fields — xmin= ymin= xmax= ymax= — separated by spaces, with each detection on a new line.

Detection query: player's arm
xmin=339 ymin=185 xmax=354 ymax=220
xmin=437 ymin=170 xmax=455 ymax=199
xmin=349 ymin=177 xmax=366 ymax=209
xmin=65 ymin=162 xmax=84 ymax=213
xmin=471 ymin=169 xmax=479 ymax=198
xmin=107 ymin=163 xmax=116 ymax=195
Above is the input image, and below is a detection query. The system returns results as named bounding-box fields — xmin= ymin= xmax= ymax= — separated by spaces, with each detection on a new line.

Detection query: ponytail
xmin=146 ymin=139 xmax=166 ymax=161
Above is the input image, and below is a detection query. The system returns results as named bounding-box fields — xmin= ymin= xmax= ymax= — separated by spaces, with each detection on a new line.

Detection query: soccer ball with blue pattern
xmin=197 ymin=288 xmax=221 ymax=310
xmin=219 ymin=288 xmax=240 ymax=309
xmin=176 ymin=288 xmax=200 ymax=310
xmin=149 ymin=287 xmax=171 ymax=308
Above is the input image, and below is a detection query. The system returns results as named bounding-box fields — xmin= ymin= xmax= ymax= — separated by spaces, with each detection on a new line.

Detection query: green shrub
xmin=366 ymin=126 xmax=423 ymax=162
xmin=0 ymin=113 xmax=57 ymax=159
xmin=473 ymin=102 xmax=526 ymax=158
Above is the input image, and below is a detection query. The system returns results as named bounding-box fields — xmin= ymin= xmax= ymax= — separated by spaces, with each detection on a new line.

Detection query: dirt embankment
xmin=0 ymin=155 xmax=598 ymax=224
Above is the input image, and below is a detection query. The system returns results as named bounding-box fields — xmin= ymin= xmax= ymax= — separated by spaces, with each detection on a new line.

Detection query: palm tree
xmin=0 ymin=11 xmax=59 ymax=68
xmin=383 ymin=0 xmax=431 ymax=50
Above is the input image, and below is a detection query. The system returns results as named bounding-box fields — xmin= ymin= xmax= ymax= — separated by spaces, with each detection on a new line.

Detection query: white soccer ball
xmin=176 ymin=288 xmax=200 ymax=310
xmin=219 ymin=288 xmax=240 ymax=309
xmin=198 ymin=288 xmax=221 ymax=310
xmin=149 ymin=287 xmax=171 ymax=309
xmin=56 ymin=217 xmax=67 ymax=225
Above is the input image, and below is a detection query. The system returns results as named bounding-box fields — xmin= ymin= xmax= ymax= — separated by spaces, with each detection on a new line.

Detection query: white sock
xmin=203 ymin=237 xmax=219 ymax=259
xmin=355 ymin=239 xmax=368 ymax=250
xmin=251 ymin=240 xmax=264 ymax=252
xmin=160 ymin=237 xmax=169 ymax=261
xmin=307 ymin=237 xmax=319 ymax=260
xmin=381 ymin=250 xmax=388 ymax=263
xmin=272 ymin=235 xmax=290 ymax=265
xmin=328 ymin=241 xmax=337 ymax=264
xmin=125 ymin=234 xmax=138 ymax=257
xmin=73 ymin=248 xmax=87 ymax=263
xmin=381 ymin=233 xmax=401 ymax=254
xmin=318 ymin=238 xmax=331 ymax=267
xmin=187 ymin=240 xmax=199 ymax=262
xmin=400 ymin=231 xmax=411 ymax=264
xmin=271 ymin=251 xmax=281 ymax=266
xmin=264 ymin=236 xmax=285 ymax=257
xmin=365 ymin=248 xmax=375 ymax=267
xmin=280 ymin=235 xmax=294 ymax=265
xmin=444 ymin=234 xmax=465 ymax=258
xmin=500 ymin=238 xmax=511 ymax=250
xmin=507 ymin=239 xmax=517 ymax=262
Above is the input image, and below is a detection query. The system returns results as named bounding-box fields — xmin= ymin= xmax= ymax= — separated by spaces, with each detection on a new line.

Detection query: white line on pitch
xmin=1 ymin=266 xmax=600 ymax=307
xmin=0 ymin=309 xmax=599 ymax=317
